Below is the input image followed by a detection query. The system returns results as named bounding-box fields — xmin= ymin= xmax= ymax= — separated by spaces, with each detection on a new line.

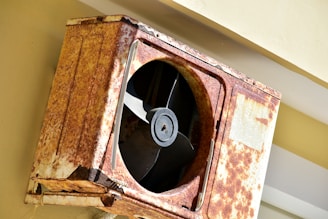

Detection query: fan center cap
xmin=149 ymin=108 xmax=178 ymax=147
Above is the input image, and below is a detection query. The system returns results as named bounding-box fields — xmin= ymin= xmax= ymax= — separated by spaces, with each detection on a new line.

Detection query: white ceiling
xmin=81 ymin=0 xmax=328 ymax=125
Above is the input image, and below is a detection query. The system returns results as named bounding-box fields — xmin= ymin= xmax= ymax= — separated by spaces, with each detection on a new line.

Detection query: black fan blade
xmin=124 ymin=91 xmax=150 ymax=123
xmin=140 ymin=131 xmax=195 ymax=192
xmin=120 ymin=61 xmax=199 ymax=193
xmin=165 ymin=72 xmax=179 ymax=108
xmin=166 ymin=73 xmax=196 ymax=136
xmin=119 ymin=124 xmax=160 ymax=181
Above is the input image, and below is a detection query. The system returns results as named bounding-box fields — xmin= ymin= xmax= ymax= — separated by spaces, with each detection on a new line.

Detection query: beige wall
xmin=0 ymin=0 xmax=301 ymax=218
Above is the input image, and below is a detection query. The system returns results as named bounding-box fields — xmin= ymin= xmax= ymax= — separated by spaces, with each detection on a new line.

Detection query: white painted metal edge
xmin=262 ymin=185 xmax=328 ymax=219
xmin=263 ymin=144 xmax=328 ymax=218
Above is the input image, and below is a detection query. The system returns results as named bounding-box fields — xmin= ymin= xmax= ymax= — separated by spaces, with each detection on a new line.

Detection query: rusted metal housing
xmin=25 ymin=15 xmax=281 ymax=219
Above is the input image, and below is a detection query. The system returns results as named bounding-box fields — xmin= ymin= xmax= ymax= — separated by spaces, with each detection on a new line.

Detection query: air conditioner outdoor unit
xmin=25 ymin=15 xmax=281 ymax=219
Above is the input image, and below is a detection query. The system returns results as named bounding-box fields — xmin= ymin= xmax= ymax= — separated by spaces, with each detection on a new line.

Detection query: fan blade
xmin=119 ymin=124 xmax=160 ymax=181
xmin=166 ymin=72 xmax=179 ymax=108
xmin=140 ymin=131 xmax=195 ymax=192
xmin=124 ymin=91 xmax=150 ymax=123
xmin=166 ymin=74 xmax=196 ymax=136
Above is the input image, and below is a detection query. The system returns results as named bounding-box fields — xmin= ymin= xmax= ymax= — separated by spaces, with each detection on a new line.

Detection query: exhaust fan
xmin=25 ymin=15 xmax=281 ymax=219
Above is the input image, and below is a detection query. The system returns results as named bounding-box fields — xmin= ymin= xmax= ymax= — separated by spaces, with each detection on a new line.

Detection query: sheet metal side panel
xmin=208 ymin=83 xmax=280 ymax=219
xmin=27 ymin=21 xmax=136 ymax=193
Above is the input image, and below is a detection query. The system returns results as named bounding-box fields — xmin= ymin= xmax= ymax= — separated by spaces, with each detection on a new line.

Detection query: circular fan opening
xmin=119 ymin=60 xmax=202 ymax=193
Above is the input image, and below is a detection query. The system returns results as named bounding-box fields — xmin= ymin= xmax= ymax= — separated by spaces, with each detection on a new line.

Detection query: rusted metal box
xmin=25 ymin=15 xmax=281 ymax=219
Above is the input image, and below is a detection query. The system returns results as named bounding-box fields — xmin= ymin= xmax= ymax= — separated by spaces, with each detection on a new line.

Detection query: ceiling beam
xmin=263 ymin=145 xmax=328 ymax=219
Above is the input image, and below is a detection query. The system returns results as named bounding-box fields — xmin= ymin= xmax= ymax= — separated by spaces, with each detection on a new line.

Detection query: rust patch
xmin=101 ymin=195 xmax=115 ymax=207
xmin=256 ymin=117 xmax=269 ymax=126
xmin=208 ymin=141 xmax=257 ymax=218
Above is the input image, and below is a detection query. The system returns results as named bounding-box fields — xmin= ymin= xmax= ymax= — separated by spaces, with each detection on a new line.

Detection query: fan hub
xmin=148 ymin=108 xmax=178 ymax=147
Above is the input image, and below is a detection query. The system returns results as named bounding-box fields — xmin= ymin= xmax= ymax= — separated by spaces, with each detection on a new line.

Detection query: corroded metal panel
xmin=208 ymin=85 xmax=279 ymax=219
xmin=27 ymin=19 xmax=138 ymax=194
xmin=26 ymin=15 xmax=281 ymax=219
